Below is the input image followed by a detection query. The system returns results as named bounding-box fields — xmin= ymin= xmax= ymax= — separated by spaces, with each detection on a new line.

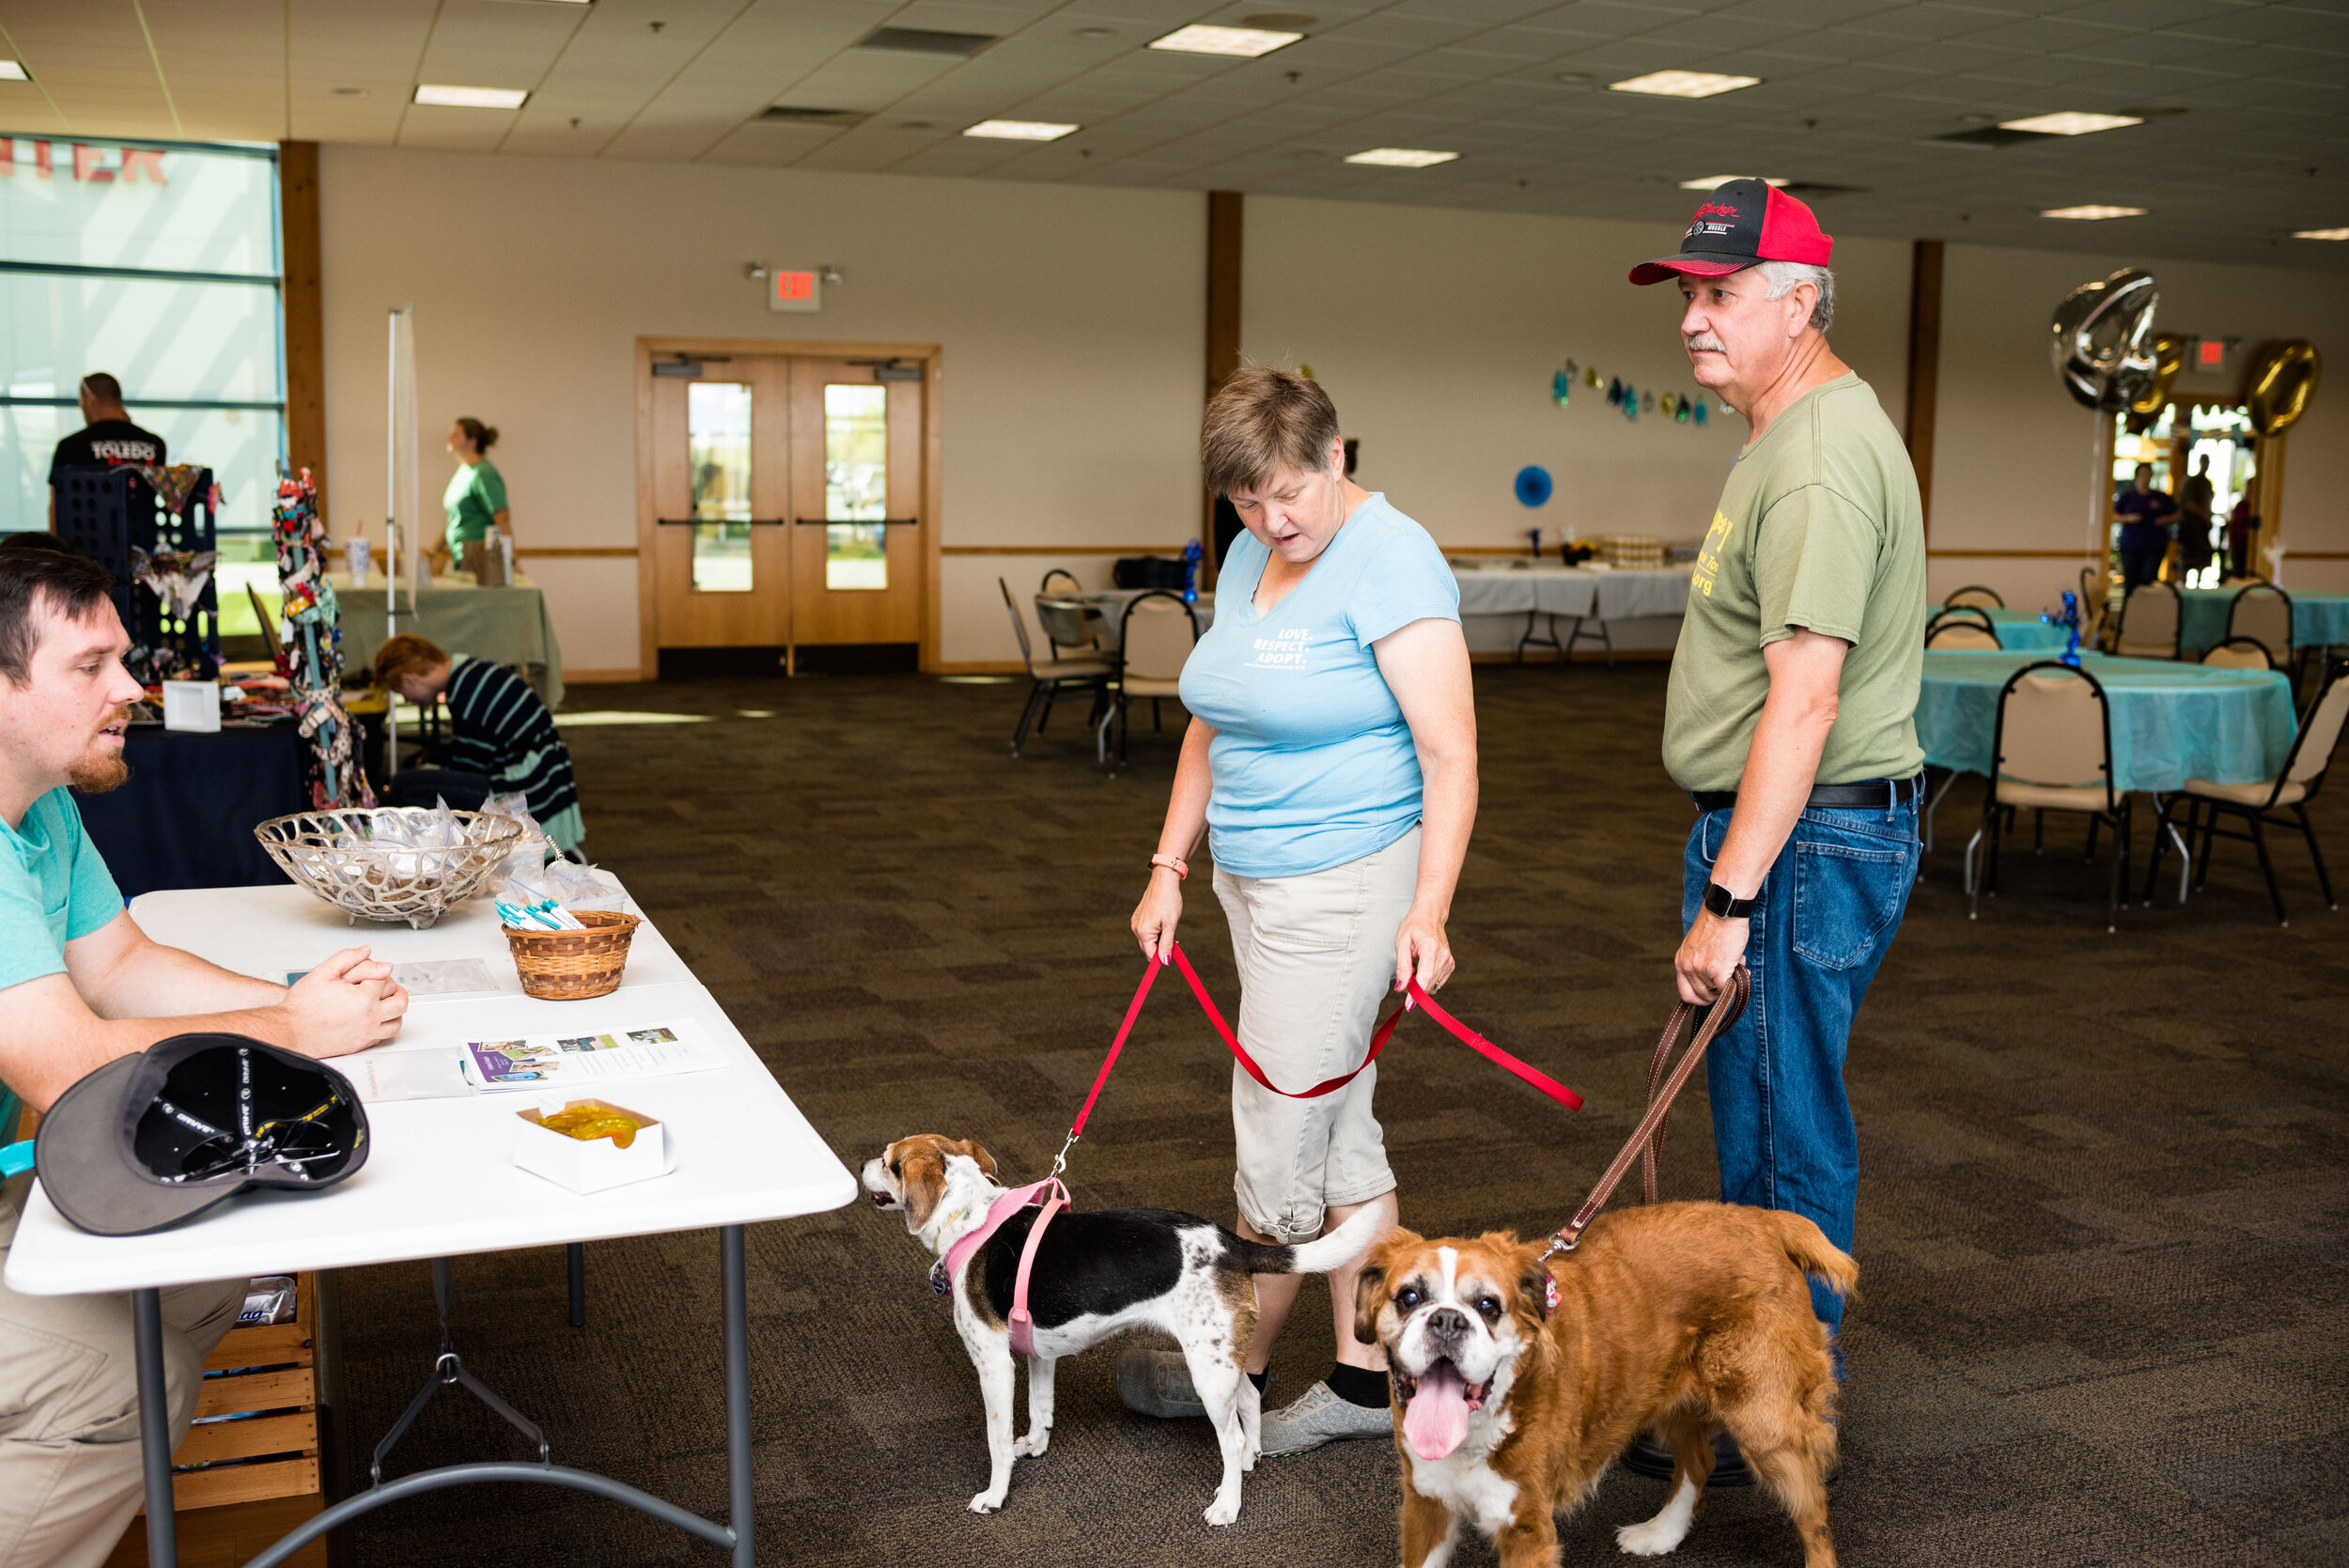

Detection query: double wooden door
xmin=646 ymin=352 xmax=924 ymax=663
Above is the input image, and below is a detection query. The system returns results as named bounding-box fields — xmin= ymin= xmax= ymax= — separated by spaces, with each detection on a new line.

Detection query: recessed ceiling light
xmin=413 ymin=84 xmax=528 ymax=109
xmin=962 ymin=119 xmax=1080 ymax=141
xmin=2293 ymin=226 xmax=2349 ymax=241
xmin=2041 ymin=204 xmax=2146 ymax=221
xmin=1149 ymin=23 xmax=1304 ymax=56
xmin=1610 ymin=70 xmax=1761 ymax=99
xmin=0 ymin=61 xmax=30 ymax=82
xmin=1345 ymin=147 xmax=1458 ymax=167
xmin=1999 ymin=111 xmax=2142 ymax=136
xmin=1679 ymin=175 xmax=1787 ymax=190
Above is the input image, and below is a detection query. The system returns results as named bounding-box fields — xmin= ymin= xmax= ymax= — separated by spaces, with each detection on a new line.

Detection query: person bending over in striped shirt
xmin=372 ymin=633 xmax=584 ymax=854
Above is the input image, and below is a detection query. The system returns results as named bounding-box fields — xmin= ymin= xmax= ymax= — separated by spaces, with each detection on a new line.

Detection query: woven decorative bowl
xmin=502 ymin=910 xmax=642 ymax=1001
xmin=254 ymin=808 xmax=526 ymax=930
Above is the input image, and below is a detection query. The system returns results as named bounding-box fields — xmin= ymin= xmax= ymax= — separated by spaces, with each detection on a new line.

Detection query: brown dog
xmin=1354 ymin=1203 xmax=1854 ymax=1567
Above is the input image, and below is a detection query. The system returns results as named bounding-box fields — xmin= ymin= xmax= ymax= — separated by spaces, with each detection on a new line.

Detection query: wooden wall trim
xmin=1928 ymin=549 xmax=2108 ymax=559
xmin=279 ymin=141 xmax=327 ymax=524
xmin=941 ymin=544 xmax=1189 ymax=556
xmin=1203 ymin=190 xmax=1243 ymax=586
xmin=516 ymin=546 xmax=638 ymax=559
xmin=1904 ymin=238 xmax=1943 ymax=545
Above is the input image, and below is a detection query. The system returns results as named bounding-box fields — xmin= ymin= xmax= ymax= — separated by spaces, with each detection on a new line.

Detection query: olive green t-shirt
xmin=1662 ymin=372 xmax=1927 ymax=794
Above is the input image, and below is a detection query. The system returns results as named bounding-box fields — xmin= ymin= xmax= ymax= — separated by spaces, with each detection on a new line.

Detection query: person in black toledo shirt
xmin=46 ymin=373 xmax=166 ymax=527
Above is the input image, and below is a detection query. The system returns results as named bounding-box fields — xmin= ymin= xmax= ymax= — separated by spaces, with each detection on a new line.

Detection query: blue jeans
xmin=1680 ymin=788 xmax=1920 ymax=1338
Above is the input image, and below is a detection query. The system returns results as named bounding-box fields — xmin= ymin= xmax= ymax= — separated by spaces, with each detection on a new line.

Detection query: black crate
xmin=54 ymin=465 xmax=219 ymax=681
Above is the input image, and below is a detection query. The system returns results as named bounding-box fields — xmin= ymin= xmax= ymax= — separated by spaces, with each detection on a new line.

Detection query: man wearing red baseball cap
xmin=1620 ymin=179 xmax=1927 ymax=1494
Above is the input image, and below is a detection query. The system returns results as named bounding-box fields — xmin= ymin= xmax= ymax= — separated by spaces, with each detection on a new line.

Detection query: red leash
xmin=1053 ymin=940 xmax=1581 ymax=1177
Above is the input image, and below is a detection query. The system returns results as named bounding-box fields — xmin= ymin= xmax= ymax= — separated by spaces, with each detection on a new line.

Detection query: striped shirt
xmin=444 ymin=656 xmax=583 ymax=850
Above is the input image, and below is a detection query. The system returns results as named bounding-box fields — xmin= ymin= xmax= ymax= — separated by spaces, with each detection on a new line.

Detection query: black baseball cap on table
xmin=1628 ymin=178 xmax=1834 ymax=286
xmin=35 ymin=1034 xmax=369 ymax=1237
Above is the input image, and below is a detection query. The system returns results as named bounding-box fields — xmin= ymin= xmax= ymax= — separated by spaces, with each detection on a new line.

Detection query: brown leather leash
xmin=1538 ymin=965 xmax=1751 ymax=1262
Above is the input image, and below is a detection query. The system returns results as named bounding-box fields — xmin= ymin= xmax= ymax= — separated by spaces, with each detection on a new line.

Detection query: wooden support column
xmin=279 ymin=141 xmax=328 ymax=527
xmin=1903 ymin=238 xmax=1943 ymax=543
xmin=1203 ymin=191 xmax=1243 ymax=583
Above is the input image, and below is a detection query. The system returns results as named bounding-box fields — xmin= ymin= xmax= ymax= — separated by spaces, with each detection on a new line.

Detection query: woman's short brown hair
xmin=372 ymin=633 xmax=446 ymax=689
xmin=1201 ymin=368 xmax=1340 ymax=498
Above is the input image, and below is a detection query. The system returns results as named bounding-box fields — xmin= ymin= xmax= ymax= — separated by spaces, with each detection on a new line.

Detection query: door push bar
xmin=791 ymin=517 xmax=921 ymax=527
xmin=653 ymin=518 xmax=790 ymax=527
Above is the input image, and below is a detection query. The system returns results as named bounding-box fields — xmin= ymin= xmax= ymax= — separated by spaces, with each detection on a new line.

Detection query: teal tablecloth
xmin=1918 ymin=650 xmax=2296 ymax=792
xmin=1979 ymin=610 xmax=2076 ymax=652
xmin=2178 ymin=588 xmax=2349 ymax=653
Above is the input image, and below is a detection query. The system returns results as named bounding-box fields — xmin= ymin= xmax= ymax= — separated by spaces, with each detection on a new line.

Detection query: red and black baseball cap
xmin=1629 ymin=179 xmax=1833 ymax=286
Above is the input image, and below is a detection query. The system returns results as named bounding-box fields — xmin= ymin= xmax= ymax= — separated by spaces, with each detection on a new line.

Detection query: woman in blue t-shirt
xmin=1117 ymin=368 xmax=1477 ymax=1458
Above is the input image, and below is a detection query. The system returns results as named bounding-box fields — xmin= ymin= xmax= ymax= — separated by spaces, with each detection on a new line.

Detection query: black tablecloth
xmin=75 ymin=725 xmax=303 ymax=898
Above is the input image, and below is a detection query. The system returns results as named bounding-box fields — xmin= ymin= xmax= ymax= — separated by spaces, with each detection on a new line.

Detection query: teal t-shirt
xmin=1177 ymin=493 xmax=1460 ymax=878
xmin=2 ymin=787 xmax=122 ymax=995
xmin=443 ymin=459 xmax=507 ymax=551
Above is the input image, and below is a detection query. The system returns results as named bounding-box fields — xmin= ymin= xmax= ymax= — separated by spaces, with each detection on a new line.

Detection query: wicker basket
xmin=255 ymin=809 xmax=525 ymax=930
xmin=503 ymin=910 xmax=642 ymax=1001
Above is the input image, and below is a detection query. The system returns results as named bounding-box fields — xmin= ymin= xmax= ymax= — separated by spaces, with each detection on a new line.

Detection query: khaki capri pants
xmin=1213 ymin=825 xmax=1419 ymax=1243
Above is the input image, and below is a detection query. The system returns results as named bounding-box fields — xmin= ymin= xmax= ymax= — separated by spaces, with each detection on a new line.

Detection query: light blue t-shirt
xmin=1 ymin=787 xmax=122 ymax=995
xmin=1178 ymin=493 xmax=1460 ymax=878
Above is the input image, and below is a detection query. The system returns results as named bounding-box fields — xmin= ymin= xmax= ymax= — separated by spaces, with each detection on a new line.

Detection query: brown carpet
xmin=332 ymin=664 xmax=2349 ymax=1567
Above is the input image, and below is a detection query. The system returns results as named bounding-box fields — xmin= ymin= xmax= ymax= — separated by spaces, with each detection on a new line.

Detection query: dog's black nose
xmin=1424 ymin=1307 xmax=1471 ymax=1343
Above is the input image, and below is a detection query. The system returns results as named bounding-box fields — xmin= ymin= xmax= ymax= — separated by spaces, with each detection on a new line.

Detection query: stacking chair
xmin=1944 ymin=584 xmax=2004 ymax=610
xmin=2201 ymin=637 xmax=2273 ymax=672
xmin=999 ymin=578 xmax=1112 ymax=757
xmin=1040 ymin=567 xmax=1082 ymax=595
xmin=1925 ymin=607 xmax=2000 ymax=649
xmin=1035 ymin=595 xmax=1109 ymax=664
xmin=1106 ymin=591 xmax=1198 ymax=762
xmin=2114 ymin=582 xmax=2182 ymax=660
xmin=2226 ymin=582 xmax=2293 ymax=670
xmin=2145 ymin=662 xmax=2349 ymax=925
xmin=2078 ymin=566 xmax=2115 ymax=650
xmin=1969 ymin=661 xmax=2132 ymax=932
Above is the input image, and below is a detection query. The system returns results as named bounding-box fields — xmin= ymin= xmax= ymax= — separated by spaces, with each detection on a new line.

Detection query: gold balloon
xmin=2246 ymin=339 xmax=2320 ymax=437
xmin=2123 ymin=333 xmax=2188 ymax=431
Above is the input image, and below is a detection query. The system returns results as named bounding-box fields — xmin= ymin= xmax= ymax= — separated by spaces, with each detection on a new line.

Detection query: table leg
xmin=723 ymin=1224 xmax=754 ymax=1566
xmin=132 ymin=1288 xmax=179 ymax=1568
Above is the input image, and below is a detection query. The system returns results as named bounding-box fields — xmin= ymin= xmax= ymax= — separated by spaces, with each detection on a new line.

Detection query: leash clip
xmin=1537 ymin=1231 xmax=1579 ymax=1262
xmin=1048 ymin=1130 xmax=1078 ymax=1180
xmin=927 ymin=1258 xmax=949 ymax=1297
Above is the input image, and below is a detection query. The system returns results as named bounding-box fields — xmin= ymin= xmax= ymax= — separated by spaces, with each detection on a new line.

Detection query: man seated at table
xmin=372 ymin=634 xmax=584 ymax=856
xmin=0 ymin=548 xmax=409 ymax=1568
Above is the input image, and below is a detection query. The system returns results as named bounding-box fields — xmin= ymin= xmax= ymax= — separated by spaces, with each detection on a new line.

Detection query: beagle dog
xmin=1354 ymin=1203 xmax=1854 ymax=1567
xmin=863 ymin=1133 xmax=1383 ymax=1525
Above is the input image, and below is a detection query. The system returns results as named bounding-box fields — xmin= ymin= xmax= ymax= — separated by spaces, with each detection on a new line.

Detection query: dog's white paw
xmin=1203 ymin=1493 xmax=1242 ymax=1527
xmin=1014 ymin=1429 xmax=1050 ymax=1458
xmin=1616 ymin=1478 xmax=1697 ymax=1557
xmin=970 ymin=1489 xmax=1007 ymax=1514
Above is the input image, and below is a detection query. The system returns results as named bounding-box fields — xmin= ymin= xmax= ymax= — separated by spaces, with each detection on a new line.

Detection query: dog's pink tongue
xmin=1402 ymin=1363 xmax=1473 ymax=1461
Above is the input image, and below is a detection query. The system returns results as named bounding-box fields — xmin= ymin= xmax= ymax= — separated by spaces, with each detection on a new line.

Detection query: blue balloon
xmin=1515 ymin=465 xmax=1553 ymax=507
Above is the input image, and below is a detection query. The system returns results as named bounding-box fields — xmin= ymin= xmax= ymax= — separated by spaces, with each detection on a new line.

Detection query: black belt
xmin=1691 ymin=772 xmax=1926 ymax=814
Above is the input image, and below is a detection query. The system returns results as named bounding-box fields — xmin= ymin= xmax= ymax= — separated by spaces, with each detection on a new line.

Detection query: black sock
xmin=1326 ymin=1363 xmax=1390 ymax=1408
xmin=1247 ymin=1371 xmax=1268 ymax=1394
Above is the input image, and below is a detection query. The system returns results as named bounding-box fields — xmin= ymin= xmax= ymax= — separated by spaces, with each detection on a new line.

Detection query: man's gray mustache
xmin=1685 ymin=335 xmax=1726 ymax=353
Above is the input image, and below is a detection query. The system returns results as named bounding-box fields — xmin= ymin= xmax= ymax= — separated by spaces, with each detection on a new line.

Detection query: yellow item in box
xmin=535 ymin=1103 xmax=648 ymax=1148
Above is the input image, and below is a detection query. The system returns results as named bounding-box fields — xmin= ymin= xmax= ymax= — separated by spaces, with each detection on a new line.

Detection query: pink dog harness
xmin=936 ymin=1176 xmax=1070 ymax=1358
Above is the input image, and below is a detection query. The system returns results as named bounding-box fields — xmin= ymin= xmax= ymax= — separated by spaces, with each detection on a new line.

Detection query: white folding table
xmin=3 ymin=883 xmax=857 ymax=1568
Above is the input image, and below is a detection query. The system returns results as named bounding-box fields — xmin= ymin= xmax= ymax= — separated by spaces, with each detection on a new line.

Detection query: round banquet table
xmin=1917 ymin=649 xmax=2297 ymax=794
xmin=2178 ymin=587 xmax=2349 ymax=653
xmin=1975 ymin=609 xmax=2076 ymax=652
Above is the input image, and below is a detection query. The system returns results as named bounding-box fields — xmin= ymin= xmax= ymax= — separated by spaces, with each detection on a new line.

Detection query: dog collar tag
xmin=1544 ymin=1276 xmax=1560 ymax=1315
xmin=928 ymin=1258 xmax=950 ymax=1297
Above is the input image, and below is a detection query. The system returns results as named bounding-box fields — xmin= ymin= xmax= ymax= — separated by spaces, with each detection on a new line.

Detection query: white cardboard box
xmin=162 ymin=680 xmax=221 ymax=733
xmin=512 ymin=1098 xmax=674 ymax=1194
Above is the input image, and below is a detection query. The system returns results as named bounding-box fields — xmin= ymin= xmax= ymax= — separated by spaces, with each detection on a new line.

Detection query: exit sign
xmin=770 ymin=269 xmax=820 ymax=313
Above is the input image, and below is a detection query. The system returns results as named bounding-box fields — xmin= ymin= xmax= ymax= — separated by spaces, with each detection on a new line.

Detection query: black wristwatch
xmin=1703 ymin=881 xmax=1755 ymax=920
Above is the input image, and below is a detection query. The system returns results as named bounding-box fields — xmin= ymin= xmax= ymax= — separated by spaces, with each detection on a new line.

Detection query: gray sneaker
xmin=1260 ymin=1380 xmax=1393 ymax=1456
xmin=1114 ymin=1347 xmax=1206 ymax=1419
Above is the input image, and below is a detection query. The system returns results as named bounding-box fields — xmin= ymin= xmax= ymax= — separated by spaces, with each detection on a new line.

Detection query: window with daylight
xmin=0 ymin=135 xmax=285 ymax=624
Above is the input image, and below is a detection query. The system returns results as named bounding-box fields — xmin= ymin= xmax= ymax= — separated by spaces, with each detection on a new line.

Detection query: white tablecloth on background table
xmin=1450 ymin=566 xmax=1690 ymax=623
xmin=5 ymin=882 xmax=855 ymax=1296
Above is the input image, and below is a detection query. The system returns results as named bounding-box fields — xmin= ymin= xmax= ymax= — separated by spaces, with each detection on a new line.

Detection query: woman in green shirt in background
xmin=443 ymin=416 xmax=509 ymax=557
